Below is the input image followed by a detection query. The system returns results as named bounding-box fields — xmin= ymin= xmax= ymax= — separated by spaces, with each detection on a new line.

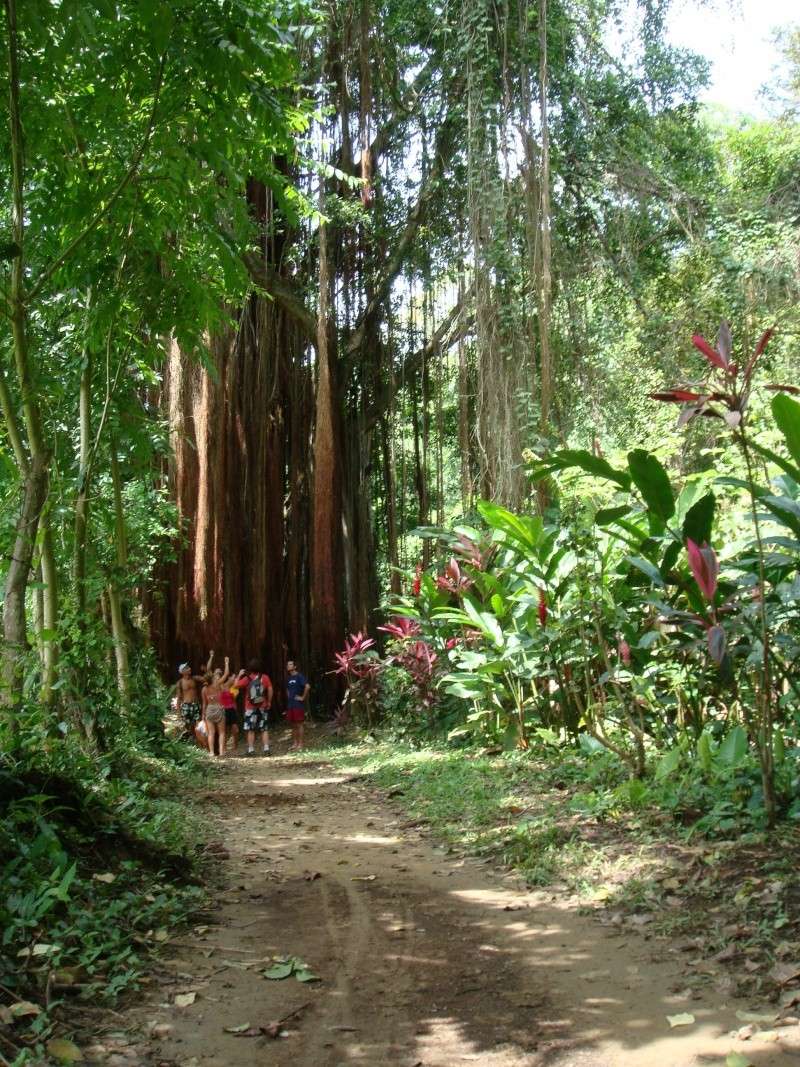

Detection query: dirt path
xmin=91 ymin=748 xmax=800 ymax=1067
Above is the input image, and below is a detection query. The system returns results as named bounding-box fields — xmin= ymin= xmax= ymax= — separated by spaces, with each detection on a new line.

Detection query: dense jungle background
xmin=2 ymin=0 xmax=800 ymax=1058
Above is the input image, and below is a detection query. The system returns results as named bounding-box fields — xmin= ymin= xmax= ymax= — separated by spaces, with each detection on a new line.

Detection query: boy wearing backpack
xmin=238 ymin=659 xmax=273 ymax=757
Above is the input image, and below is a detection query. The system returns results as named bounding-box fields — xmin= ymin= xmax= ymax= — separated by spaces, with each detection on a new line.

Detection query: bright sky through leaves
xmin=666 ymin=0 xmax=796 ymax=115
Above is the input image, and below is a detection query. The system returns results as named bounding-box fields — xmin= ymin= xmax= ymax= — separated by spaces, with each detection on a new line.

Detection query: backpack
xmin=248 ymin=675 xmax=265 ymax=705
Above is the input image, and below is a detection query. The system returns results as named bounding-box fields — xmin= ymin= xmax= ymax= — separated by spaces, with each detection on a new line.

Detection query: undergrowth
xmin=0 ymin=724 xmax=213 ymax=1058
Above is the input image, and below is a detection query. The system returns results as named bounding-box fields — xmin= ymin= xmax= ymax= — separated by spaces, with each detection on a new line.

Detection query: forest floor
xmin=76 ymin=733 xmax=800 ymax=1067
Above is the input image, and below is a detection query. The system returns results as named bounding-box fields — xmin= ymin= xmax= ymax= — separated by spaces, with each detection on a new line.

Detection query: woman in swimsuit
xmin=204 ymin=657 xmax=235 ymax=758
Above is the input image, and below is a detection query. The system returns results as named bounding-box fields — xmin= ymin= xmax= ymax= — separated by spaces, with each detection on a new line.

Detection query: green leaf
xmin=726 ymin=1052 xmax=753 ymax=1067
xmin=682 ymin=492 xmax=715 ymax=546
xmin=531 ymin=449 xmax=632 ymax=490
xmin=763 ymin=496 xmax=800 ymax=538
xmin=462 ymin=596 xmax=502 ymax=646
xmin=697 ymin=732 xmax=713 ymax=773
xmin=750 ymin=440 xmax=800 ymax=486
xmin=626 ymin=556 xmax=665 ymax=587
xmin=263 ymin=961 xmax=294 ymax=980
xmin=476 ymin=500 xmax=542 ymax=554
xmin=718 ymin=725 xmax=747 ymax=766
xmin=595 ymin=504 xmax=631 ymax=525
xmin=655 ymin=747 xmax=683 ymax=780
xmin=660 ymin=540 xmax=681 ymax=578
xmin=772 ymin=393 xmax=800 ymax=469
xmin=627 ymin=450 xmax=675 ymax=522
xmin=490 ymin=593 xmax=507 ymax=618
xmin=294 ymin=969 xmax=320 ymax=982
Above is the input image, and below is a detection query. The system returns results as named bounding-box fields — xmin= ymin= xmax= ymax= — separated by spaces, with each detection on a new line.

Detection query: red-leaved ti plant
xmin=538 ymin=589 xmax=548 ymax=627
xmin=685 ymin=538 xmax=719 ymax=602
xmin=333 ymin=632 xmax=380 ymax=727
xmin=436 ymin=556 xmax=473 ymax=596
xmin=377 ymin=616 xmax=421 ymax=641
xmin=649 ymin=322 xmax=787 ymax=673
xmin=378 ymin=617 xmax=439 ymax=713
xmin=684 ymin=538 xmax=725 ymax=664
xmin=451 ymin=533 xmax=496 ymax=572
xmin=333 ymin=632 xmax=379 ymax=682
xmin=394 ymin=640 xmax=439 ymax=711
xmin=649 ymin=321 xmax=778 ymax=428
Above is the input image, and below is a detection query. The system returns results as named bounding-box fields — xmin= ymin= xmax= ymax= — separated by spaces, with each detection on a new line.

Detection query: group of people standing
xmin=174 ymin=653 xmax=310 ymax=757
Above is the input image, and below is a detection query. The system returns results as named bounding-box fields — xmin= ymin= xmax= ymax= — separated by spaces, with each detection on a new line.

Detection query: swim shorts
xmin=180 ymin=701 xmax=201 ymax=726
xmin=243 ymin=709 xmax=268 ymax=732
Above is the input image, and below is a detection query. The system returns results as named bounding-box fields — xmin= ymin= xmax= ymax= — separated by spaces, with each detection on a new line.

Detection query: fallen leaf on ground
xmin=735 ymin=1010 xmax=776 ymax=1024
xmin=714 ymin=944 xmax=739 ymax=962
xmin=174 ymin=992 xmax=196 ymax=1007
xmin=770 ymin=962 xmax=800 ymax=986
xmin=726 ymin=1054 xmax=753 ymax=1067
xmin=666 ymin=1013 xmax=695 ymax=1028
xmin=93 ymin=872 xmax=116 ymax=884
xmin=46 ymin=1038 xmax=83 ymax=1062
xmin=32 ymin=943 xmax=60 ymax=956
xmin=10 ymin=1000 xmax=41 ymax=1018
xmin=153 ymin=929 xmax=169 ymax=942
xmin=223 ymin=1023 xmax=251 ymax=1033
xmin=351 ymin=875 xmax=377 ymax=882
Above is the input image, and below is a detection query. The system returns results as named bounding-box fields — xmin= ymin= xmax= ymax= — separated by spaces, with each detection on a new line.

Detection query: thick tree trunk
xmin=310 ymin=214 xmax=344 ymax=709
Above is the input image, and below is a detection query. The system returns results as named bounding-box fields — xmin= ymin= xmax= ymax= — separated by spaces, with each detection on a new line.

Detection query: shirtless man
xmin=174 ymin=651 xmax=213 ymax=739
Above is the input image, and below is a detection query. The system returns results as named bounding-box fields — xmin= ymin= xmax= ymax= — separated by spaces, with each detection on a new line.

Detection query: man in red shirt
xmin=237 ymin=658 xmax=273 ymax=757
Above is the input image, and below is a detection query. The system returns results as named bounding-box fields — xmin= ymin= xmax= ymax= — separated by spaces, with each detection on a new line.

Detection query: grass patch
xmin=327 ymin=741 xmax=593 ymax=886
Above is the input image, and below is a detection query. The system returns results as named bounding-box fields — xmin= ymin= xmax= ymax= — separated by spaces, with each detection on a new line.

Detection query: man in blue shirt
xmin=285 ymin=660 xmax=310 ymax=751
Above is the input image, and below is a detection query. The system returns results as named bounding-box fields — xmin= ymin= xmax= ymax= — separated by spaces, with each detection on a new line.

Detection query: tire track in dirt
xmin=86 ymin=746 xmax=800 ymax=1067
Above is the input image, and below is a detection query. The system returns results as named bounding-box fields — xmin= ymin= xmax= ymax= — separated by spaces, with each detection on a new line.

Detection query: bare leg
xmin=261 ymin=729 xmax=270 ymax=754
xmin=297 ymin=722 xmax=305 ymax=750
xmin=206 ymin=719 xmax=218 ymax=757
xmin=246 ymin=729 xmax=255 ymax=752
xmin=218 ymin=723 xmax=227 ymax=756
